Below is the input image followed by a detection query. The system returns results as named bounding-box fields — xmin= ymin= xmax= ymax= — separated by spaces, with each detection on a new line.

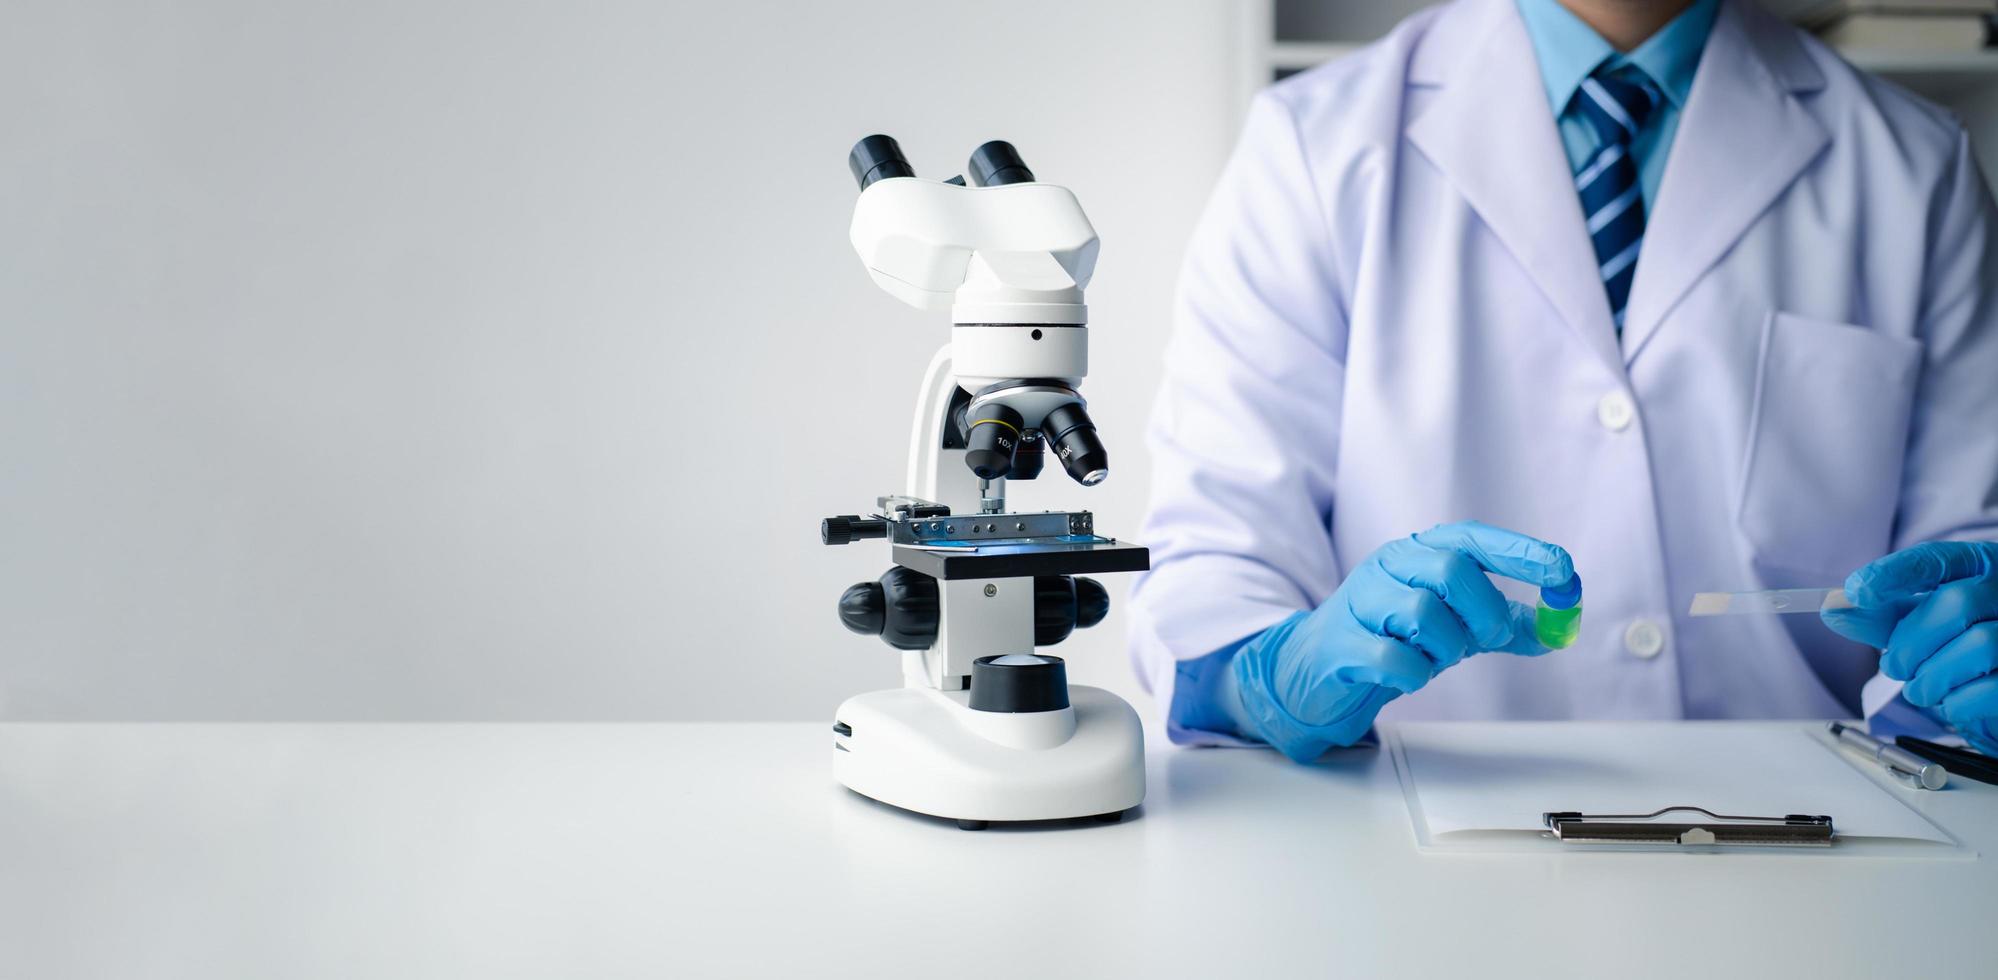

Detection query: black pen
xmin=1896 ymin=736 xmax=1998 ymax=787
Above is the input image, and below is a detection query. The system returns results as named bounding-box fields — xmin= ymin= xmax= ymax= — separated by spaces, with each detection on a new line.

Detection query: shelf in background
xmin=1840 ymin=48 xmax=1998 ymax=99
xmin=1843 ymin=47 xmax=1998 ymax=76
xmin=1269 ymin=40 xmax=1998 ymax=87
xmin=1268 ymin=40 xmax=1360 ymax=74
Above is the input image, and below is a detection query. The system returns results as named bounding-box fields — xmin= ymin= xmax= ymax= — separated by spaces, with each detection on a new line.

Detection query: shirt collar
xmin=1515 ymin=0 xmax=1719 ymax=114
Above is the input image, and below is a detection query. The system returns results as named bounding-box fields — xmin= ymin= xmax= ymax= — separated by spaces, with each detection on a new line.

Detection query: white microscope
xmin=819 ymin=135 xmax=1147 ymax=830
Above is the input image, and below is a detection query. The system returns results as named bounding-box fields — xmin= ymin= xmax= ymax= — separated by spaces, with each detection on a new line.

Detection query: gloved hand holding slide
xmin=1691 ymin=543 xmax=1998 ymax=756
xmin=1822 ymin=542 xmax=1998 ymax=755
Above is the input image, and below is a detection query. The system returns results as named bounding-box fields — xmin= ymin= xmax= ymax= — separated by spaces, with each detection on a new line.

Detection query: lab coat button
xmin=1596 ymin=392 xmax=1635 ymax=432
xmin=1624 ymin=619 xmax=1665 ymax=659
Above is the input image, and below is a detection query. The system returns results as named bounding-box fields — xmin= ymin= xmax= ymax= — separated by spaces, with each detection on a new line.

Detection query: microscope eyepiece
xmin=962 ymin=402 xmax=1025 ymax=481
xmin=850 ymin=134 xmax=915 ymax=190
xmin=968 ymin=140 xmax=1035 ymax=186
xmin=1043 ymin=402 xmax=1109 ymax=486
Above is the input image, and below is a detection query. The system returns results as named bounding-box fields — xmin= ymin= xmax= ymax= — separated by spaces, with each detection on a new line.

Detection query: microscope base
xmin=832 ymin=685 xmax=1145 ymax=828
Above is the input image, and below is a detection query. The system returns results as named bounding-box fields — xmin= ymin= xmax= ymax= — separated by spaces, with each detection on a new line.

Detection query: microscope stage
xmin=891 ymin=537 xmax=1149 ymax=580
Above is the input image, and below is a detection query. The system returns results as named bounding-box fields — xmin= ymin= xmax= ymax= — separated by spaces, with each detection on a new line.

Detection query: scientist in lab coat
xmin=1130 ymin=0 xmax=1998 ymax=761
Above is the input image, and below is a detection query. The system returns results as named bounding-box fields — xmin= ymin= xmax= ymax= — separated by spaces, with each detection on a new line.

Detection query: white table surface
xmin=0 ymin=720 xmax=1990 ymax=979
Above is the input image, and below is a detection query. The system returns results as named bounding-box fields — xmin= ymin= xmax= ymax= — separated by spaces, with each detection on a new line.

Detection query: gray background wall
xmin=0 ymin=0 xmax=1243 ymax=719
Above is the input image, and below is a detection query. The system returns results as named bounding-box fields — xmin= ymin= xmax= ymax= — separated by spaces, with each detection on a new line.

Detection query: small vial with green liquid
xmin=1535 ymin=573 xmax=1583 ymax=649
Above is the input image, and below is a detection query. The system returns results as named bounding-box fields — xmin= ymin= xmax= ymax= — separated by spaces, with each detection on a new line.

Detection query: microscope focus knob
xmin=1075 ymin=576 xmax=1109 ymax=629
xmin=837 ymin=582 xmax=885 ymax=636
xmin=1031 ymin=575 xmax=1110 ymax=646
xmin=840 ymin=572 xmax=1104 ymax=652
xmin=837 ymin=568 xmax=939 ymax=651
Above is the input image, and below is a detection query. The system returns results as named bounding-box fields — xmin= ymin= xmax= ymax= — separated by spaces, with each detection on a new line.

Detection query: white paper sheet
xmin=1394 ymin=722 xmax=1950 ymax=843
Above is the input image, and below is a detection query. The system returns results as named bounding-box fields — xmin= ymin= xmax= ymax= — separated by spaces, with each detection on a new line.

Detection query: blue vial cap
xmin=1540 ymin=573 xmax=1582 ymax=610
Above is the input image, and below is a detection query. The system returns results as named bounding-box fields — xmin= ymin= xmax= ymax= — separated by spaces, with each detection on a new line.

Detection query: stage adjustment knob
xmin=821 ymin=515 xmax=888 ymax=546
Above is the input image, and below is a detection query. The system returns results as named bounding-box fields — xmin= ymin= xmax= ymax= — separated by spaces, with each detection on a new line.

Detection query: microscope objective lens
xmin=1043 ymin=403 xmax=1110 ymax=487
xmin=963 ymin=402 xmax=1025 ymax=481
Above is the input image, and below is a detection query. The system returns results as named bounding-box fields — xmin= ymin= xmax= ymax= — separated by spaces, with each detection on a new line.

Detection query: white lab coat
xmin=1130 ymin=0 xmax=1998 ymax=741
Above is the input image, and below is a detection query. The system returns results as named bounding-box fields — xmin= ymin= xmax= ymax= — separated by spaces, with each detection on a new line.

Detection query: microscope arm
xmin=902 ymin=343 xmax=1028 ymax=691
xmin=905 ymin=345 xmax=998 ymax=518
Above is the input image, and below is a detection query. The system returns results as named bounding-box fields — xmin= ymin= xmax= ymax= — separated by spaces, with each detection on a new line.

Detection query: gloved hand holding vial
xmin=1175 ymin=522 xmax=1578 ymax=762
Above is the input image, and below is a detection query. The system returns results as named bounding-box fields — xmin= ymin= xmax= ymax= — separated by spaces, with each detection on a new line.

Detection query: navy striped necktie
xmin=1572 ymin=66 xmax=1662 ymax=334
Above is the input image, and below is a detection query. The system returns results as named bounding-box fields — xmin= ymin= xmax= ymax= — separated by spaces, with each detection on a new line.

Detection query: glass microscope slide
xmin=1687 ymin=587 xmax=1852 ymax=617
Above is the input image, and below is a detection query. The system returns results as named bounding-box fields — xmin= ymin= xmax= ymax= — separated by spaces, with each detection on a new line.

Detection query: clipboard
xmin=1384 ymin=722 xmax=1968 ymax=856
xmin=1541 ymin=806 xmax=1834 ymax=846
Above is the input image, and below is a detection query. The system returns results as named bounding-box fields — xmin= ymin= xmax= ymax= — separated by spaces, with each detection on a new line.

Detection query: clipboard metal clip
xmin=1541 ymin=806 xmax=1836 ymax=846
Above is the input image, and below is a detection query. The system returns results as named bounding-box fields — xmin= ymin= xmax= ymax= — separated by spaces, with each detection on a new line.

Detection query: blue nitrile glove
xmin=1822 ymin=541 xmax=1998 ymax=755
xmin=1213 ymin=521 xmax=1576 ymax=763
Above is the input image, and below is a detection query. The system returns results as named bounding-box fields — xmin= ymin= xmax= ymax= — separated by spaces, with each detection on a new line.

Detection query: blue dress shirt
xmin=1515 ymin=0 xmax=1720 ymax=207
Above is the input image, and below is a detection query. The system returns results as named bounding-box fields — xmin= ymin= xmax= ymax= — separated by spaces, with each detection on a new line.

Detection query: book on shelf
xmin=1798 ymin=0 xmax=1996 ymax=20
xmin=1817 ymin=11 xmax=1995 ymax=50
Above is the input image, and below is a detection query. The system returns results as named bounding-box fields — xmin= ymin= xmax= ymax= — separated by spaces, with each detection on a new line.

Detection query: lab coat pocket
xmin=1737 ymin=311 xmax=1921 ymax=578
